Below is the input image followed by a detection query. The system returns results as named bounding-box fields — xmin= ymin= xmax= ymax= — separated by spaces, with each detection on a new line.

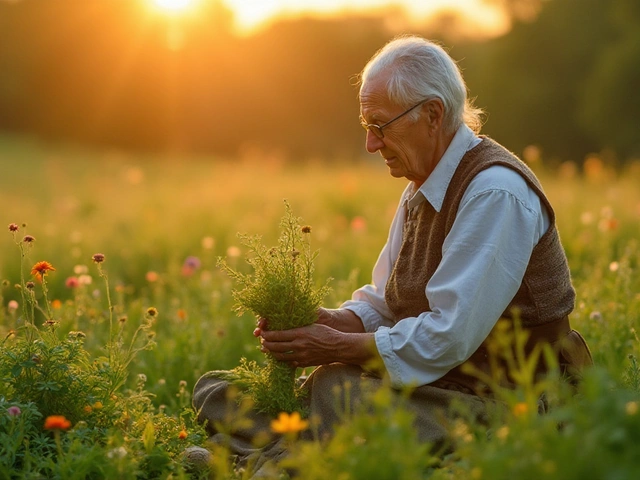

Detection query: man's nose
xmin=365 ymin=130 xmax=384 ymax=153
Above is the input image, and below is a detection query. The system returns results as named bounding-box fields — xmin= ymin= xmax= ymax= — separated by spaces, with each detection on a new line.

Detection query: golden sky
xmin=151 ymin=0 xmax=509 ymax=37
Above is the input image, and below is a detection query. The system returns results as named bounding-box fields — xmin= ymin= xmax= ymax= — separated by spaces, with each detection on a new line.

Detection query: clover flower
xmin=92 ymin=253 xmax=105 ymax=264
xmin=7 ymin=406 xmax=21 ymax=417
xmin=44 ymin=415 xmax=72 ymax=431
xmin=270 ymin=411 xmax=309 ymax=434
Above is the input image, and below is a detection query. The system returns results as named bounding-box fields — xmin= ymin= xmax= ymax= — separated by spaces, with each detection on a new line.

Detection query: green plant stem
xmin=267 ymin=356 xmax=298 ymax=412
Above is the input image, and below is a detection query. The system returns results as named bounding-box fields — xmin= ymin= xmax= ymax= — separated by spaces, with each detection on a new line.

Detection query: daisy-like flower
xmin=31 ymin=261 xmax=56 ymax=281
xmin=8 ymin=223 xmax=19 ymax=232
xmin=270 ymin=411 xmax=309 ymax=434
xmin=44 ymin=415 xmax=72 ymax=431
xmin=92 ymin=253 xmax=105 ymax=263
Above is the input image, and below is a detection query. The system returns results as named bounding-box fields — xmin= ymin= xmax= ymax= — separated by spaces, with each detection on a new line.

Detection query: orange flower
xmin=31 ymin=261 xmax=56 ymax=281
xmin=178 ymin=429 xmax=188 ymax=440
xmin=512 ymin=402 xmax=529 ymax=418
xmin=270 ymin=411 xmax=309 ymax=434
xmin=44 ymin=415 xmax=72 ymax=431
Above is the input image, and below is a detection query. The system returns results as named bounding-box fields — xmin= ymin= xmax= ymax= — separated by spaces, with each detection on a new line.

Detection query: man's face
xmin=359 ymin=72 xmax=437 ymax=185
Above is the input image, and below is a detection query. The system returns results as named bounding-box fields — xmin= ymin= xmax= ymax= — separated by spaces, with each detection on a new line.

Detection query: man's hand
xmin=259 ymin=323 xmax=345 ymax=367
xmin=316 ymin=308 xmax=366 ymax=333
xmin=254 ymin=314 xmax=376 ymax=368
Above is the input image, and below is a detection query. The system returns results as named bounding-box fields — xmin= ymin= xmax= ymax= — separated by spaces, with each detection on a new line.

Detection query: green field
xmin=1 ymin=137 xmax=639 ymax=478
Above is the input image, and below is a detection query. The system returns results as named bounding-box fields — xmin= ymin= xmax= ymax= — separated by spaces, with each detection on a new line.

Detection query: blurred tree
xmin=460 ymin=0 xmax=618 ymax=161
xmin=578 ymin=0 xmax=640 ymax=157
xmin=0 ymin=0 xmax=637 ymax=161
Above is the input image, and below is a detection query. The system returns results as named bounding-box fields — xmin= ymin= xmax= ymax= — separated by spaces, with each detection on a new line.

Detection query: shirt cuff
xmin=374 ymin=327 xmax=404 ymax=388
xmin=341 ymin=301 xmax=391 ymax=333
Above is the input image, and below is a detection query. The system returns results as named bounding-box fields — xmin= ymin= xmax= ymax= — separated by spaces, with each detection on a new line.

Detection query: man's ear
xmin=425 ymin=98 xmax=445 ymax=131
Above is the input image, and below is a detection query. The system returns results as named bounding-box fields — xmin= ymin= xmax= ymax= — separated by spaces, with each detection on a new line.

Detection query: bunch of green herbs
xmin=217 ymin=201 xmax=331 ymax=416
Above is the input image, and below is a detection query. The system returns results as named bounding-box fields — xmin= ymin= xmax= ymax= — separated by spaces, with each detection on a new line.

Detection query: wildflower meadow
xmin=1 ymin=138 xmax=640 ymax=479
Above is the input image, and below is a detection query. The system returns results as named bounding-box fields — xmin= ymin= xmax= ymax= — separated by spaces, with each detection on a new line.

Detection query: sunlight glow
xmin=152 ymin=0 xmax=195 ymax=14
xmin=222 ymin=0 xmax=508 ymax=37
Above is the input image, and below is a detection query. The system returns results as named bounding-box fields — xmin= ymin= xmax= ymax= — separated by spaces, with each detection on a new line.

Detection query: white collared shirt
xmin=342 ymin=124 xmax=550 ymax=388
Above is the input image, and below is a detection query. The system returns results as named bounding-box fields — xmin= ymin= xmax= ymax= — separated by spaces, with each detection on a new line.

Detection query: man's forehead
xmin=360 ymin=69 xmax=390 ymax=97
xmin=359 ymin=71 xmax=392 ymax=110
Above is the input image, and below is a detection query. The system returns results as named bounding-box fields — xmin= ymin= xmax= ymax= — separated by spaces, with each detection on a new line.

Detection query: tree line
xmin=0 ymin=0 xmax=637 ymax=162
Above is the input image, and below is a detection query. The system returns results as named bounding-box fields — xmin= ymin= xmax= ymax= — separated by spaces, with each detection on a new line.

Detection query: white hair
xmin=359 ymin=35 xmax=483 ymax=134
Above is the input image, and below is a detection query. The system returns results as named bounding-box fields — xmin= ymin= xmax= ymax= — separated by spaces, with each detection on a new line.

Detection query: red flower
xmin=44 ymin=415 xmax=72 ymax=431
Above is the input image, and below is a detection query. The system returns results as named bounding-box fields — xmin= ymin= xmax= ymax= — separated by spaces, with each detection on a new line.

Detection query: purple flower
xmin=181 ymin=256 xmax=202 ymax=276
xmin=183 ymin=256 xmax=201 ymax=270
xmin=7 ymin=406 xmax=21 ymax=417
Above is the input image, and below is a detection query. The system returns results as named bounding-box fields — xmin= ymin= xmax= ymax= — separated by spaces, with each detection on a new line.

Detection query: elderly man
xmin=193 ymin=35 xmax=592 ymax=466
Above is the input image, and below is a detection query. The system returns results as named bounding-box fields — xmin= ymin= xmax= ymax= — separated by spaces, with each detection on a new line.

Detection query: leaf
xmin=10 ymin=365 xmax=23 ymax=378
xmin=142 ymin=420 xmax=155 ymax=454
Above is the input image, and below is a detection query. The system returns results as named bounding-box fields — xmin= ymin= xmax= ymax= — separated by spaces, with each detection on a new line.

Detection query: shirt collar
xmin=407 ymin=124 xmax=479 ymax=213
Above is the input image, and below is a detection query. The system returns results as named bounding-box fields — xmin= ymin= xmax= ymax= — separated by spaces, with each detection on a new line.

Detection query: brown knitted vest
xmin=385 ymin=137 xmax=575 ymax=328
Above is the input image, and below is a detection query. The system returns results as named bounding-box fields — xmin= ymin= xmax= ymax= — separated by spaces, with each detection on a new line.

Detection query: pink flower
xmin=7 ymin=406 xmax=21 ymax=417
xmin=65 ymin=277 xmax=80 ymax=288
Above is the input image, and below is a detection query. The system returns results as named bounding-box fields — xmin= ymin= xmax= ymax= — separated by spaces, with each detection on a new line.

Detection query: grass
xmin=1 ymin=135 xmax=639 ymax=478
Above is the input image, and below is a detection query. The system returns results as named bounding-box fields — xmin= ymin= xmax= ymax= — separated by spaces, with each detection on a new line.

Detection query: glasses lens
xmin=371 ymin=125 xmax=384 ymax=139
xmin=361 ymin=123 xmax=384 ymax=139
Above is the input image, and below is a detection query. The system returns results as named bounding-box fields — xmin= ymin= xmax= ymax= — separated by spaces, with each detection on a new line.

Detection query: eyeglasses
xmin=360 ymin=99 xmax=429 ymax=139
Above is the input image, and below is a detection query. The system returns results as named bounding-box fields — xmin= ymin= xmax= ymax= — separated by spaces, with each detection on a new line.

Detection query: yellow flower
xmin=270 ymin=411 xmax=308 ymax=434
xmin=92 ymin=401 xmax=103 ymax=410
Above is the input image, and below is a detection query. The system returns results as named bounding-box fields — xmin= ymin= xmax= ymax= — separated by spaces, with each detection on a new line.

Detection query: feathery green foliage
xmin=217 ymin=200 xmax=332 ymax=416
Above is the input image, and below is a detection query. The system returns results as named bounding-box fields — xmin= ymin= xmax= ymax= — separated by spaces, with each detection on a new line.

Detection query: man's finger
xmin=260 ymin=329 xmax=297 ymax=342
